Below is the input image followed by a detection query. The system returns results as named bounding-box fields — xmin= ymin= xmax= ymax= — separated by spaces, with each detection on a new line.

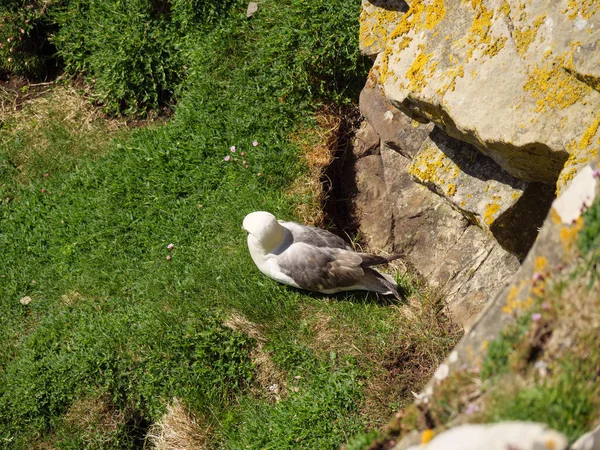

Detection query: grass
xmin=0 ymin=1 xmax=461 ymax=448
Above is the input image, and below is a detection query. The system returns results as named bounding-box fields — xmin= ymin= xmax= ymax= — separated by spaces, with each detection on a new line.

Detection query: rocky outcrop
xmin=360 ymin=0 xmax=600 ymax=194
xmin=351 ymin=0 xmax=600 ymax=329
xmin=350 ymin=81 xmax=521 ymax=328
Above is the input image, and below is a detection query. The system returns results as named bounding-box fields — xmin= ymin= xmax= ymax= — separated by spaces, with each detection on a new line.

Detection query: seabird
xmin=242 ymin=211 xmax=403 ymax=300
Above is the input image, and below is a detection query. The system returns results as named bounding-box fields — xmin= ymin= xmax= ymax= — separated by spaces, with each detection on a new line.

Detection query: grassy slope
xmin=0 ymin=2 xmax=460 ymax=449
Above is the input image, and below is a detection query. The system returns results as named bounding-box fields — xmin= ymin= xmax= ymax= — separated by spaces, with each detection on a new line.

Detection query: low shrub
xmin=0 ymin=0 xmax=59 ymax=78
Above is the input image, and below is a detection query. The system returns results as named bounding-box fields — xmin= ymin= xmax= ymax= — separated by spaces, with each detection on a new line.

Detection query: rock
xmin=19 ymin=296 xmax=32 ymax=305
xmin=415 ymin=157 xmax=600 ymax=397
xmin=359 ymin=0 xmax=409 ymax=58
xmin=360 ymin=75 xmax=434 ymax=159
xmin=364 ymin=0 xmax=600 ymax=193
xmin=350 ymin=119 xmax=520 ymax=328
xmin=400 ymin=422 xmax=568 ymax=450
xmin=246 ymin=2 xmax=258 ymax=18
xmin=572 ymin=425 xmax=600 ymax=450
xmin=408 ymin=126 xmax=555 ymax=258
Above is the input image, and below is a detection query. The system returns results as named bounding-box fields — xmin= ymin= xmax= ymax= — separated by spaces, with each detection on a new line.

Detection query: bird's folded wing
xmin=280 ymin=221 xmax=351 ymax=250
xmin=277 ymin=243 xmax=364 ymax=291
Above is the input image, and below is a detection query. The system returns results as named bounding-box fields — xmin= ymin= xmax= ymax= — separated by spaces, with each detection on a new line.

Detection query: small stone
xmin=247 ymin=2 xmax=258 ymax=18
xmin=19 ymin=296 xmax=32 ymax=305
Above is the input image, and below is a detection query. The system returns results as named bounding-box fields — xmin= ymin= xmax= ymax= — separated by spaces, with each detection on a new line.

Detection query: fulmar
xmin=242 ymin=211 xmax=403 ymax=300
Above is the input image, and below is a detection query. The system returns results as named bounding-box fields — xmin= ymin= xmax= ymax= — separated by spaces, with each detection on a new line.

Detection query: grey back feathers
xmin=243 ymin=211 xmax=403 ymax=300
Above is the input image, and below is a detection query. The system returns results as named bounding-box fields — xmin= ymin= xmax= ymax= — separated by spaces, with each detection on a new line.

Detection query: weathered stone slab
xmin=350 ymin=129 xmax=521 ymax=328
xmin=407 ymin=126 xmax=555 ymax=258
xmin=359 ymin=0 xmax=409 ymax=57
xmin=360 ymin=77 xmax=434 ymax=159
xmin=413 ymin=157 xmax=600 ymax=408
xmin=368 ymin=0 xmax=600 ymax=192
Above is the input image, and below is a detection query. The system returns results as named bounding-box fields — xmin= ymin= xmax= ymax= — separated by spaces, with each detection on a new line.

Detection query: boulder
xmin=361 ymin=0 xmax=600 ymax=194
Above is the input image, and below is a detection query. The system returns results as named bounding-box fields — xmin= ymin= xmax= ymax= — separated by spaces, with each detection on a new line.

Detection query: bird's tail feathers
xmin=359 ymin=253 xmax=404 ymax=267
xmin=363 ymin=268 xmax=403 ymax=301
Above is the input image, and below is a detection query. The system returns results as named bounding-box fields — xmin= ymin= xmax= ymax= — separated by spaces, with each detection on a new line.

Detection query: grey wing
xmin=277 ymin=243 xmax=364 ymax=291
xmin=280 ymin=221 xmax=351 ymax=250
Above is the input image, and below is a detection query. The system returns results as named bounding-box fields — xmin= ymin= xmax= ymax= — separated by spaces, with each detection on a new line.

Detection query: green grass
xmin=0 ymin=1 xmax=460 ymax=448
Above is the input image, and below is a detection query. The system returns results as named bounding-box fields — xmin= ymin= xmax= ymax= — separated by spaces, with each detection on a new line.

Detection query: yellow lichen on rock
xmin=534 ymin=256 xmax=548 ymax=273
xmin=405 ymin=45 xmax=439 ymax=93
xmin=461 ymin=0 xmax=507 ymax=61
xmin=425 ymin=0 xmax=447 ymax=29
xmin=563 ymin=0 xmax=598 ymax=20
xmin=513 ymin=14 xmax=547 ymax=56
xmin=560 ymin=217 xmax=584 ymax=252
xmin=579 ymin=113 xmax=600 ymax=150
xmin=522 ymin=53 xmax=589 ymax=114
xmin=484 ymin=202 xmax=500 ymax=225
xmin=380 ymin=0 xmax=447 ymax=85
xmin=359 ymin=4 xmax=404 ymax=53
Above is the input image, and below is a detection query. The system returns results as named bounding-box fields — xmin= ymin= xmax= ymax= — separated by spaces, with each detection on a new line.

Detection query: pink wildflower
xmin=167 ymin=243 xmax=174 ymax=250
xmin=242 ymin=160 xmax=247 ymax=165
xmin=241 ymin=152 xmax=245 ymax=157
xmin=166 ymin=255 xmax=172 ymax=261
xmin=224 ymin=155 xmax=231 ymax=162
xmin=230 ymin=146 xmax=236 ymax=152
xmin=252 ymin=140 xmax=259 ymax=147
xmin=541 ymin=302 xmax=551 ymax=310
xmin=532 ymin=312 xmax=542 ymax=322
xmin=465 ymin=403 xmax=480 ymax=415
xmin=593 ymin=169 xmax=600 ymax=178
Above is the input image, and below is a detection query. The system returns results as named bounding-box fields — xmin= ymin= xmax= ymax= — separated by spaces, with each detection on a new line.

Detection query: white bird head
xmin=242 ymin=211 xmax=284 ymax=252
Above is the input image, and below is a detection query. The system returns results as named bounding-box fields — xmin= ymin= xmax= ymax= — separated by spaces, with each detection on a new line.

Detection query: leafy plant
xmin=0 ymin=0 xmax=60 ymax=77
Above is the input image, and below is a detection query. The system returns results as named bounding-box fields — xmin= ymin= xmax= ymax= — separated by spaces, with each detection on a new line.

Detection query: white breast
xmin=247 ymin=236 xmax=298 ymax=288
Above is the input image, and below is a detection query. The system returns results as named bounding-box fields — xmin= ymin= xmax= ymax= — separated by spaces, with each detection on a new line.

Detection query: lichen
xmin=534 ymin=256 xmax=548 ymax=273
xmin=380 ymin=0 xmax=446 ymax=84
xmin=579 ymin=113 xmax=600 ymax=150
xmin=404 ymin=45 xmax=438 ymax=93
xmin=483 ymin=202 xmax=500 ymax=225
xmin=462 ymin=0 xmax=507 ymax=62
xmin=513 ymin=14 xmax=547 ymax=56
xmin=446 ymin=183 xmax=457 ymax=196
xmin=560 ymin=217 xmax=584 ymax=252
xmin=522 ymin=53 xmax=589 ymax=114
xmin=562 ymin=0 xmax=598 ymax=20
xmin=359 ymin=3 xmax=404 ymax=52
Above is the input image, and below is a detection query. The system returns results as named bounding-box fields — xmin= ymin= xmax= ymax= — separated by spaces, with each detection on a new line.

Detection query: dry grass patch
xmin=1 ymin=84 xmax=125 ymax=185
xmin=146 ymin=399 xmax=211 ymax=450
xmin=288 ymin=106 xmax=343 ymax=227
